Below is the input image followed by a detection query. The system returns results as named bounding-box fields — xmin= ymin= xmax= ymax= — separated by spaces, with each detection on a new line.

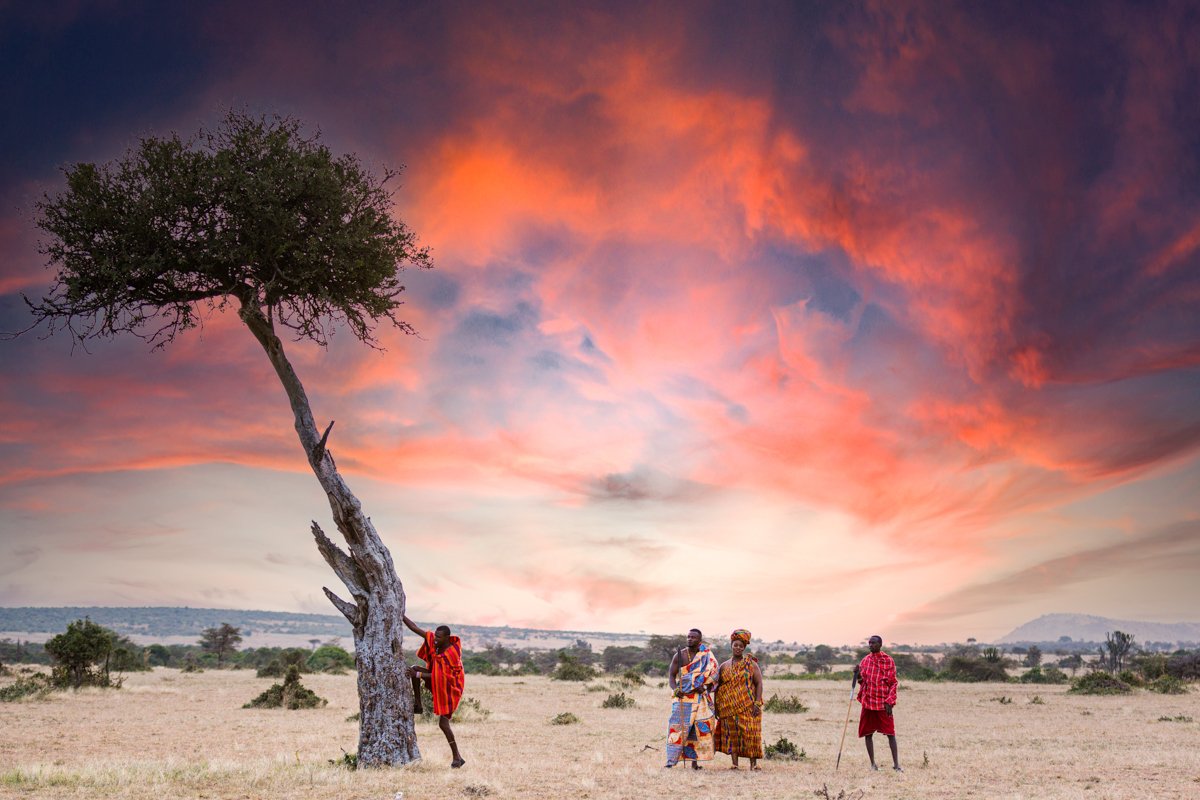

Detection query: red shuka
xmin=417 ymin=630 xmax=465 ymax=716
xmin=856 ymin=651 xmax=898 ymax=710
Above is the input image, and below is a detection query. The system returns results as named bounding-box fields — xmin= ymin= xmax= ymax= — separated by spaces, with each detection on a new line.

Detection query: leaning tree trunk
xmin=239 ymin=304 xmax=420 ymax=767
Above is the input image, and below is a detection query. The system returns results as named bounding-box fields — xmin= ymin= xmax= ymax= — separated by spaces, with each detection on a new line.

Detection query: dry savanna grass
xmin=1 ymin=668 xmax=1198 ymax=799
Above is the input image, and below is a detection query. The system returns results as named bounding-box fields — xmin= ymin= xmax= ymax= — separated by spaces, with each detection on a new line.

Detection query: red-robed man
xmin=853 ymin=635 xmax=901 ymax=772
xmin=404 ymin=615 xmax=466 ymax=768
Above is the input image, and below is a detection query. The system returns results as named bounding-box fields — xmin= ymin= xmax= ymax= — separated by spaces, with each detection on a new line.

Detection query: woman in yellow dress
xmin=713 ymin=629 xmax=764 ymax=770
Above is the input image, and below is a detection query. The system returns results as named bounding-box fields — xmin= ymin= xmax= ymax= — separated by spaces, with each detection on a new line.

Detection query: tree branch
xmin=311 ymin=420 xmax=334 ymax=468
xmin=311 ymin=521 xmax=368 ymax=601
xmin=322 ymin=586 xmax=360 ymax=625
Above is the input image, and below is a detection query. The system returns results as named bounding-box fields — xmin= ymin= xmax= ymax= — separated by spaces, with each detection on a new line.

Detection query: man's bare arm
xmin=402 ymin=615 xmax=427 ymax=639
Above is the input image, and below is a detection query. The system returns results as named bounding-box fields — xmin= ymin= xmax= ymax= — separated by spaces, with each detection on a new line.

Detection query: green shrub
xmin=553 ymin=653 xmax=598 ymax=682
xmin=893 ymin=653 xmax=938 ymax=681
xmin=256 ymin=649 xmax=312 ymax=678
xmin=1068 ymin=672 xmax=1132 ymax=695
xmin=256 ymin=659 xmax=284 ymax=678
xmin=602 ymin=645 xmax=644 ymax=673
xmin=600 ymin=692 xmax=635 ymax=709
xmin=1116 ymin=670 xmax=1145 ymax=688
xmin=1132 ymin=653 xmax=1168 ymax=681
xmin=551 ymin=712 xmax=579 ymax=725
xmin=328 ymin=749 xmax=357 ymax=769
xmin=1157 ymin=714 xmax=1192 ymax=722
xmin=764 ymin=737 xmax=804 ymax=760
xmin=942 ymin=656 xmax=1012 ymax=683
xmin=620 ymin=669 xmax=646 ymax=686
xmin=243 ymin=666 xmax=327 ymax=709
xmin=636 ymin=659 xmax=668 ymax=676
xmin=306 ymin=646 xmax=354 ymax=673
xmin=1149 ymin=675 xmax=1188 ymax=695
xmin=145 ymin=644 xmax=172 ymax=667
xmin=1020 ymin=666 xmax=1069 ymax=684
xmin=763 ymin=693 xmax=808 ymax=713
xmin=463 ymin=655 xmax=500 ymax=675
xmin=0 ymin=673 xmax=54 ymax=702
xmin=44 ymin=618 xmax=115 ymax=688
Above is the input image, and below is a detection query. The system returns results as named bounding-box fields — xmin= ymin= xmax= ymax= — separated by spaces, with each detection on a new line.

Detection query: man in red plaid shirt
xmin=853 ymin=635 xmax=901 ymax=771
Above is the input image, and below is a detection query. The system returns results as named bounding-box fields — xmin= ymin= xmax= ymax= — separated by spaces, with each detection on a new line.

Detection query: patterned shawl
xmin=678 ymin=644 xmax=719 ymax=694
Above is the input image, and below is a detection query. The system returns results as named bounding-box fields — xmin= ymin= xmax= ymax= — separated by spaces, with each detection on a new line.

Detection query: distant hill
xmin=0 ymin=606 xmax=653 ymax=651
xmin=1000 ymin=613 xmax=1200 ymax=645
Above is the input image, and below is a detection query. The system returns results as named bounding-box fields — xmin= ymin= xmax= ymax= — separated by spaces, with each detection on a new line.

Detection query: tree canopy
xmin=27 ymin=108 xmax=431 ymax=348
xmin=198 ymin=623 xmax=244 ymax=666
xmin=44 ymin=617 xmax=114 ymax=688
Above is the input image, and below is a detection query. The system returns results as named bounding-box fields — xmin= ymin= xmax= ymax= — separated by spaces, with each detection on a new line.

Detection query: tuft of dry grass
xmin=1 ymin=668 xmax=1197 ymax=798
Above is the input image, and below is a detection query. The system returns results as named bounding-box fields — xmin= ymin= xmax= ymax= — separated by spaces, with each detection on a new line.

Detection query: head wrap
xmin=730 ymin=629 xmax=752 ymax=645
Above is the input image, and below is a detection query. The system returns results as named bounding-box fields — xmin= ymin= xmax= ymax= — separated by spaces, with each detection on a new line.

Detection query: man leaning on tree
xmin=854 ymin=635 xmax=901 ymax=772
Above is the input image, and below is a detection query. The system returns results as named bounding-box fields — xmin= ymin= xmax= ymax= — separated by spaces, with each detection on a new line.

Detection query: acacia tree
xmin=198 ymin=623 xmax=244 ymax=666
xmin=21 ymin=109 xmax=432 ymax=766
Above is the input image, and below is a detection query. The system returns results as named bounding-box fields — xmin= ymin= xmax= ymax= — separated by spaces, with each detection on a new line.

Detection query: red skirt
xmin=858 ymin=707 xmax=895 ymax=737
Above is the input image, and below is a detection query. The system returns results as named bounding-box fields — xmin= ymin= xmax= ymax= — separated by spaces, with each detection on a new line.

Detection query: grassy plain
xmin=1 ymin=668 xmax=1197 ymax=799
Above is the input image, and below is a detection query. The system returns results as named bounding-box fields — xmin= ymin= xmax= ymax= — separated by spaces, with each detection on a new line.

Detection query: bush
xmin=1132 ymin=652 xmax=1168 ymax=681
xmin=551 ymin=712 xmax=579 ymax=725
xmin=619 ymin=669 xmax=646 ymax=687
xmin=602 ymin=646 xmax=644 ymax=673
xmin=44 ymin=618 xmax=116 ymax=688
xmin=0 ymin=673 xmax=54 ymax=702
xmin=257 ymin=649 xmax=312 ymax=678
xmin=1165 ymin=653 xmax=1200 ymax=680
xmin=109 ymin=646 xmax=150 ymax=674
xmin=763 ymin=693 xmax=808 ymax=713
xmin=942 ymin=656 xmax=1012 ymax=683
xmin=243 ymin=666 xmax=327 ymax=709
xmin=892 ymin=653 xmax=937 ymax=681
xmin=463 ymin=655 xmax=500 ymax=676
xmin=306 ymin=646 xmax=354 ymax=673
xmin=600 ymin=692 xmax=635 ymax=709
xmin=1068 ymin=672 xmax=1132 ymax=695
xmin=145 ymin=644 xmax=172 ymax=667
xmin=764 ymin=737 xmax=804 ymax=760
xmin=552 ymin=653 xmax=598 ymax=682
xmin=1020 ymin=666 xmax=1069 ymax=684
xmin=1149 ymin=675 xmax=1188 ymax=695
xmin=636 ymin=659 xmax=668 ymax=676
xmin=1116 ymin=670 xmax=1146 ymax=688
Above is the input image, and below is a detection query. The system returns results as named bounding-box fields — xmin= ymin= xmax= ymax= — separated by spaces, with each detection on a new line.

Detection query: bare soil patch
xmin=2 ymin=669 xmax=1197 ymax=798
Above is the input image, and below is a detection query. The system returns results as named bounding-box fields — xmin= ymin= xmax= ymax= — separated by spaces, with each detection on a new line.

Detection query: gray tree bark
xmin=239 ymin=303 xmax=420 ymax=767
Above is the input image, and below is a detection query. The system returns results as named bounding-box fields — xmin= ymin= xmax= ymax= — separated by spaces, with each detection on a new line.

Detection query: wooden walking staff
xmin=835 ymin=671 xmax=858 ymax=772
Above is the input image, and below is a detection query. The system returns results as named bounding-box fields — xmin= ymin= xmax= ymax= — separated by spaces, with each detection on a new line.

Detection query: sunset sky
xmin=2 ymin=1 xmax=1199 ymax=646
